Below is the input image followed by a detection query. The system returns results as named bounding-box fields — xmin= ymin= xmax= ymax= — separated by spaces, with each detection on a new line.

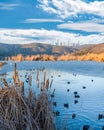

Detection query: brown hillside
xmin=75 ymin=43 xmax=104 ymax=55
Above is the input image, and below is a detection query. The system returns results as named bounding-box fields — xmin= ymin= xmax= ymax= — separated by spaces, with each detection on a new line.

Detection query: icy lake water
xmin=0 ymin=61 xmax=104 ymax=130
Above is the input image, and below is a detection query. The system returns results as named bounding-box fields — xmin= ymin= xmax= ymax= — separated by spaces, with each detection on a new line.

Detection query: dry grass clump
xmin=0 ymin=86 xmax=55 ymax=130
xmin=11 ymin=54 xmax=24 ymax=61
xmin=8 ymin=54 xmax=56 ymax=61
xmin=0 ymin=87 xmax=35 ymax=130
xmin=0 ymin=63 xmax=56 ymax=130
xmin=7 ymin=52 xmax=104 ymax=62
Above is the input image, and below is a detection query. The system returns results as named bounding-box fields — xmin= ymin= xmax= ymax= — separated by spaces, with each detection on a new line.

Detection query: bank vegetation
xmin=6 ymin=53 xmax=104 ymax=62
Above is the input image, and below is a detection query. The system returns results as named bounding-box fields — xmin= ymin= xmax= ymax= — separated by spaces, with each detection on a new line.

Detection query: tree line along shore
xmin=5 ymin=53 xmax=104 ymax=62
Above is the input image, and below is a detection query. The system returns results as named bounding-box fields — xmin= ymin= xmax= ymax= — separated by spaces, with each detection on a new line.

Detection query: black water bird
xmin=82 ymin=86 xmax=86 ymax=89
xmin=74 ymin=91 xmax=78 ymax=95
xmin=27 ymin=77 xmax=29 ymax=80
xmin=52 ymin=102 xmax=57 ymax=107
xmin=72 ymin=114 xmax=76 ymax=119
xmin=67 ymin=89 xmax=70 ymax=92
xmin=91 ymin=80 xmax=93 ymax=82
xmin=74 ymin=100 xmax=78 ymax=104
xmin=54 ymin=111 xmax=60 ymax=116
xmin=75 ymin=95 xmax=80 ymax=98
xmin=67 ymin=81 xmax=70 ymax=84
xmin=98 ymin=114 xmax=104 ymax=120
xmin=50 ymin=94 xmax=54 ymax=98
xmin=64 ymin=103 xmax=69 ymax=108
xmin=51 ymin=76 xmax=53 ymax=78
xmin=58 ymin=75 xmax=61 ymax=77
xmin=83 ymin=125 xmax=90 ymax=130
xmin=26 ymin=80 xmax=28 ymax=83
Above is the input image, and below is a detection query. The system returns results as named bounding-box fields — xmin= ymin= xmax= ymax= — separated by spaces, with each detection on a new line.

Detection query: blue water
xmin=1 ymin=61 xmax=104 ymax=77
xmin=0 ymin=61 xmax=104 ymax=130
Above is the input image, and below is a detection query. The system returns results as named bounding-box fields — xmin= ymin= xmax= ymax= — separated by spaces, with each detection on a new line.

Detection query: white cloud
xmin=58 ymin=21 xmax=104 ymax=33
xmin=89 ymin=18 xmax=104 ymax=24
xmin=37 ymin=0 xmax=104 ymax=18
xmin=0 ymin=3 xmax=19 ymax=10
xmin=23 ymin=18 xmax=63 ymax=23
xmin=0 ymin=28 xmax=104 ymax=45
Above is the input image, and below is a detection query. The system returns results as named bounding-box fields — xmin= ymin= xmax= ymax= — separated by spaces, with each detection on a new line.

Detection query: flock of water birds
xmin=0 ymin=63 xmax=104 ymax=130
xmin=49 ymin=73 xmax=104 ymax=130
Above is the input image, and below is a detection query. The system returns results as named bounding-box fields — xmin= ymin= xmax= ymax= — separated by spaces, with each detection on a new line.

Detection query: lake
xmin=0 ymin=61 xmax=104 ymax=130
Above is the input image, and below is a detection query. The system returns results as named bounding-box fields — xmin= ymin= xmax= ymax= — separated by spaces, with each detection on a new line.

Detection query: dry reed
xmin=0 ymin=63 xmax=56 ymax=130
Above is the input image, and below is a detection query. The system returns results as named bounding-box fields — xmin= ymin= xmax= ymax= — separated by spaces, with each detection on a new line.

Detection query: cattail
xmin=43 ymin=69 xmax=46 ymax=85
xmin=28 ymin=75 xmax=32 ymax=86
xmin=0 ymin=85 xmax=2 ymax=90
xmin=2 ymin=78 xmax=9 ymax=88
xmin=46 ymin=79 xmax=49 ymax=91
xmin=36 ymin=70 xmax=40 ymax=88
xmin=50 ymin=79 xmax=53 ymax=88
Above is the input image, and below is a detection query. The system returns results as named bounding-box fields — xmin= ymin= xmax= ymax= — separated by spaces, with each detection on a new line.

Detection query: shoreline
xmin=5 ymin=53 xmax=104 ymax=62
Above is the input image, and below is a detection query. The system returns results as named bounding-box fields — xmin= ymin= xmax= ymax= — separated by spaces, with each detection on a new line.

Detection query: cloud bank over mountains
xmin=0 ymin=28 xmax=104 ymax=45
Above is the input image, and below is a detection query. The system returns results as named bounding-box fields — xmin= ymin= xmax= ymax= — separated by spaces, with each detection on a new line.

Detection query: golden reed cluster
xmin=7 ymin=53 xmax=104 ymax=62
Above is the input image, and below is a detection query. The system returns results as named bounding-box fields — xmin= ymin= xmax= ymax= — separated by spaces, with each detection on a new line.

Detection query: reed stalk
xmin=0 ymin=63 xmax=56 ymax=130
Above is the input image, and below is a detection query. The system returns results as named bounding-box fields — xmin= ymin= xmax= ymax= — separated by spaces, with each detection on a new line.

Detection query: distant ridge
xmin=0 ymin=42 xmax=77 ymax=58
xmin=1 ymin=42 xmax=103 ymax=60
xmin=75 ymin=43 xmax=104 ymax=55
xmin=1 ymin=42 xmax=104 ymax=62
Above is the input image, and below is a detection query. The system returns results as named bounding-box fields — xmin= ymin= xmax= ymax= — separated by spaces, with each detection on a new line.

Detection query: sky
xmin=0 ymin=0 xmax=104 ymax=45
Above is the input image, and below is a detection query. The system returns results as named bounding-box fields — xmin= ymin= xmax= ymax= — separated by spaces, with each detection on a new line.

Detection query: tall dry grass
xmin=0 ymin=63 xmax=56 ymax=130
xmin=7 ymin=53 xmax=104 ymax=62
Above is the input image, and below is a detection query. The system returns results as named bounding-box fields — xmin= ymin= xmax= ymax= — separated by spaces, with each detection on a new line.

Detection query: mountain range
xmin=0 ymin=42 xmax=77 ymax=57
xmin=0 ymin=42 xmax=104 ymax=59
xmin=75 ymin=42 xmax=104 ymax=55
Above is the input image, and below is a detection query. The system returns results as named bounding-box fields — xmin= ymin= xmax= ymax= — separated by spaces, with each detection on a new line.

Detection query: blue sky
xmin=0 ymin=0 xmax=104 ymax=45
